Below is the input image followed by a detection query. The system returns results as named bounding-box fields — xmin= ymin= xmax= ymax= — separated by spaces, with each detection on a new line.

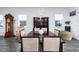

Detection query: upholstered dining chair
xmin=21 ymin=36 xmax=39 ymax=52
xmin=43 ymin=36 xmax=61 ymax=52
xmin=16 ymin=26 xmax=24 ymax=43
xmin=54 ymin=29 xmax=60 ymax=36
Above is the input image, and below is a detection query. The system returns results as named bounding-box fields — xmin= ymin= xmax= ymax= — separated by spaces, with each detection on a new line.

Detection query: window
xmin=18 ymin=15 xmax=27 ymax=27
xmin=55 ymin=14 xmax=63 ymax=27
xmin=0 ymin=15 xmax=4 ymax=28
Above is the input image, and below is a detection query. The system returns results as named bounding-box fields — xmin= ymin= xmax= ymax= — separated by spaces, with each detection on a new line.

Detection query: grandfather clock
xmin=5 ymin=14 xmax=14 ymax=37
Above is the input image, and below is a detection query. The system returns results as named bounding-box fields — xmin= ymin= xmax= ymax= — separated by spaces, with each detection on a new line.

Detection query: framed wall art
xmin=69 ymin=10 xmax=76 ymax=16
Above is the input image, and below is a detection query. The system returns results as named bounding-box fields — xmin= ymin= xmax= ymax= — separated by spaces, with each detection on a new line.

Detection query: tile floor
xmin=63 ymin=39 xmax=79 ymax=52
xmin=0 ymin=37 xmax=20 ymax=52
xmin=0 ymin=36 xmax=79 ymax=52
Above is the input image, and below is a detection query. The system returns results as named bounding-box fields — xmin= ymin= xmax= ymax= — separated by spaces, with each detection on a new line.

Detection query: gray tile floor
xmin=0 ymin=36 xmax=79 ymax=52
xmin=0 ymin=37 xmax=20 ymax=52
xmin=63 ymin=39 xmax=79 ymax=52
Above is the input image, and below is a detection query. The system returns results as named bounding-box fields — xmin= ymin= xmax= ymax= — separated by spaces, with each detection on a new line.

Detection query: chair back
xmin=21 ymin=37 xmax=39 ymax=52
xmin=54 ymin=29 xmax=60 ymax=36
xmin=43 ymin=36 xmax=61 ymax=52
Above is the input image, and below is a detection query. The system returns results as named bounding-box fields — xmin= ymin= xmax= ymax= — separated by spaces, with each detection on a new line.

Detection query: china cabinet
xmin=33 ymin=17 xmax=49 ymax=35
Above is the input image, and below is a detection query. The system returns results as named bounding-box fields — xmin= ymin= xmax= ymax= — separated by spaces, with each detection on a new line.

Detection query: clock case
xmin=5 ymin=14 xmax=14 ymax=37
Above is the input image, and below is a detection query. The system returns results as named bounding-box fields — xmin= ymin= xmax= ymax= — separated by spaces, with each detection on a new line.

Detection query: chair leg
xmin=59 ymin=43 xmax=63 ymax=52
xmin=20 ymin=39 xmax=23 ymax=52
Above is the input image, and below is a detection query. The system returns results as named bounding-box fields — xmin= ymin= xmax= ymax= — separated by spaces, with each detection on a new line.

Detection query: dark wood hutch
xmin=33 ymin=17 xmax=49 ymax=35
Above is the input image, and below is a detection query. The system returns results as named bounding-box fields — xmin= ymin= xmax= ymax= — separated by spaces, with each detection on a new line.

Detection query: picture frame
xmin=70 ymin=10 xmax=76 ymax=16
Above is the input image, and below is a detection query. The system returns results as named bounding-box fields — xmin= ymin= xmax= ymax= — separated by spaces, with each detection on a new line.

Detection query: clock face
xmin=7 ymin=18 xmax=10 ymax=23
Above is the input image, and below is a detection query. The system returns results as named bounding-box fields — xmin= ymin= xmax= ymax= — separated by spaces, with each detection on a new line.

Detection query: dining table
xmin=21 ymin=31 xmax=63 ymax=52
xmin=22 ymin=31 xmax=58 ymax=37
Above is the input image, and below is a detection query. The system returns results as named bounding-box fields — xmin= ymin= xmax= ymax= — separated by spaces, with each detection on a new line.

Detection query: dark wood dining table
xmin=21 ymin=31 xmax=63 ymax=52
xmin=22 ymin=31 xmax=58 ymax=37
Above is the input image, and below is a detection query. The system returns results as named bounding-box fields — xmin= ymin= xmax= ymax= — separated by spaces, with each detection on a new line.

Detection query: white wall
xmin=67 ymin=7 xmax=79 ymax=40
xmin=0 ymin=7 xmax=68 ymax=36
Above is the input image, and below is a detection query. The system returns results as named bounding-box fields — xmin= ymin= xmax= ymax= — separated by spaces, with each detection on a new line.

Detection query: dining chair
xmin=16 ymin=26 xmax=24 ymax=43
xmin=43 ymin=36 xmax=61 ymax=52
xmin=54 ymin=29 xmax=60 ymax=36
xmin=21 ymin=36 xmax=39 ymax=52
